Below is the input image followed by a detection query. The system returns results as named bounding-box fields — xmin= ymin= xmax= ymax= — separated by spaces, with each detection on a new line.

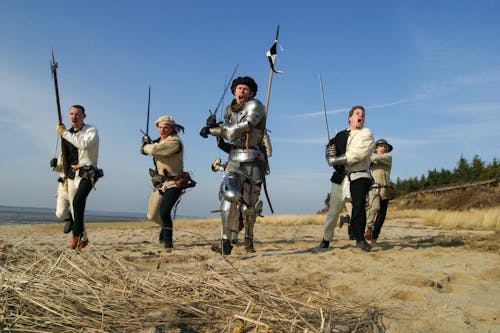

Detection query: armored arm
xmin=210 ymin=100 xmax=264 ymax=142
xmin=326 ymin=143 xmax=348 ymax=166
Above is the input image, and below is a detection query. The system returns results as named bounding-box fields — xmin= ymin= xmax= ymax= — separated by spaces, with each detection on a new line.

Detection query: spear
xmin=51 ymin=50 xmax=69 ymax=180
xmin=261 ymin=25 xmax=282 ymax=214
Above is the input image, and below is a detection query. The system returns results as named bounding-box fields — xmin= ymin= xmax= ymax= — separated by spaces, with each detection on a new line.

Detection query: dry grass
xmin=258 ymin=214 xmax=325 ymax=226
xmin=0 ymin=243 xmax=388 ymax=333
xmin=387 ymin=206 xmax=500 ymax=231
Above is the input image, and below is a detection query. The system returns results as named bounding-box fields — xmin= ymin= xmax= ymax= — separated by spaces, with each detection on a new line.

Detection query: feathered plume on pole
xmin=266 ymin=26 xmax=283 ymax=75
xmin=264 ymin=25 xmax=282 ymax=115
xmin=261 ymin=25 xmax=283 ymax=214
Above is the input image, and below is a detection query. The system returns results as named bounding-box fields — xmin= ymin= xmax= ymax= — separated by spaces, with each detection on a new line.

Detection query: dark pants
xmin=72 ymin=178 xmax=93 ymax=237
xmin=159 ymin=187 xmax=182 ymax=242
xmin=372 ymin=199 xmax=389 ymax=239
xmin=349 ymin=177 xmax=372 ymax=242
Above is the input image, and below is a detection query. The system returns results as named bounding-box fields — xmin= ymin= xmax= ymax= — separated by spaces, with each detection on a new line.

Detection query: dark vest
xmin=329 ymin=129 xmax=349 ymax=184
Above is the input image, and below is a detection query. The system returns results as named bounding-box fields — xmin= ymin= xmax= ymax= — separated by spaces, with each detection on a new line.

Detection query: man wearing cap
xmin=325 ymin=106 xmax=375 ymax=252
xmin=142 ymin=115 xmax=185 ymax=251
xmin=200 ymin=76 xmax=267 ymax=255
xmin=365 ymin=139 xmax=393 ymax=244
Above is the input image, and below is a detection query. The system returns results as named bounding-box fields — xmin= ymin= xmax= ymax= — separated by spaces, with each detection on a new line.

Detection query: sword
xmin=319 ymin=73 xmax=331 ymax=143
xmin=140 ymin=85 xmax=151 ymax=137
xmin=212 ymin=63 xmax=239 ymax=119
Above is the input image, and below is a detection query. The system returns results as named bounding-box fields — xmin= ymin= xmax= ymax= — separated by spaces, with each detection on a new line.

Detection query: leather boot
xmin=365 ymin=227 xmax=373 ymax=240
xmin=70 ymin=236 xmax=79 ymax=249
xmin=211 ymin=239 xmax=233 ymax=255
xmin=319 ymin=239 xmax=330 ymax=248
xmin=77 ymin=239 xmax=89 ymax=250
xmin=244 ymin=238 xmax=256 ymax=253
xmin=164 ymin=240 xmax=173 ymax=252
xmin=63 ymin=218 xmax=73 ymax=234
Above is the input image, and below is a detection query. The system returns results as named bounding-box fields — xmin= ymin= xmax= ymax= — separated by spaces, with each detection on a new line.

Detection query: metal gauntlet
xmin=328 ymin=154 xmax=348 ymax=166
xmin=325 ymin=145 xmax=336 ymax=160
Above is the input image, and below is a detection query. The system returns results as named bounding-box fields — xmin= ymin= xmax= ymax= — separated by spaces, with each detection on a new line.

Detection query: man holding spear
xmin=52 ymin=50 xmax=101 ymax=250
xmin=200 ymin=27 xmax=281 ymax=255
xmin=201 ymin=76 xmax=267 ymax=255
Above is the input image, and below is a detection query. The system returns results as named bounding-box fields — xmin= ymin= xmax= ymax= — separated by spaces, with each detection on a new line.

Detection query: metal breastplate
xmin=225 ymin=99 xmax=266 ymax=147
xmin=228 ymin=147 xmax=265 ymax=162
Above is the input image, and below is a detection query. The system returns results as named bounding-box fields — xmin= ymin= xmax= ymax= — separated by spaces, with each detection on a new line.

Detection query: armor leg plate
xmin=220 ymin=200 xmax=239 ymax=241
xmin=241 ymin=181 xmax=262 ymax=241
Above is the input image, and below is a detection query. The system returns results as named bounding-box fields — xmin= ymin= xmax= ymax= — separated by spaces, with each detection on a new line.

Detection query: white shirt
xmin=345 ymin=127 xmax=374 ymax=179
xmin=61 ymin=124 xmax=99 ymax=167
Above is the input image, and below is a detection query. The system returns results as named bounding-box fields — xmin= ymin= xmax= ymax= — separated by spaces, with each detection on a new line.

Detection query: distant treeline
xmin=320 ymin=155 xmax=499 ymax=212
xmin=394 ymin=155 xmax=499 ymax=196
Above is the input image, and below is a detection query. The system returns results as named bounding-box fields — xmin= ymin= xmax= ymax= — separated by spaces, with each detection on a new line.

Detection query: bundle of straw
xmin=1 ymin=244 xmax=387 ymax=332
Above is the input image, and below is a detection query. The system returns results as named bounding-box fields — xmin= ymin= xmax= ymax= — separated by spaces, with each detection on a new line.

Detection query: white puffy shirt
xmin=61 ymin=124 xmax=99 ymax=167
xmin=345 ymin=127 xmax=374 ymax=176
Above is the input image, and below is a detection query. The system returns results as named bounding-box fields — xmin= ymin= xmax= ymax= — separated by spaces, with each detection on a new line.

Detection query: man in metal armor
xmin=200 ymin=76 xmax=267 ymax=255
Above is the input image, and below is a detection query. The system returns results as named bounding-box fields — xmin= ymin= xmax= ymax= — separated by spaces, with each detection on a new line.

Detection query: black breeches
xmin=372 ymin=199 xmax=389 ymax=239
xmin=72 ymin=178 xmax=93 ymax=237
xmin=159 ymin=187 xmax=182 ymax=242
xmin=349 ymin=178 xmax=372 ymax=242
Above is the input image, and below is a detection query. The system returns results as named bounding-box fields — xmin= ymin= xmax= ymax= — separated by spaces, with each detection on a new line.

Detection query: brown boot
xmin=70 ymin=236 xmax=79 ymax=249
xmin=164 ymin=241 xmax=173 ymax=252
xmin=244 ymin=238 xmax=256 ymax=253
xmin=364 ymin=227 xmax=373 ymax=240
xmin=77 ymin=239 xmax=89 ymax=250
xmin=370 ymin=238 xmax=377 ymax=244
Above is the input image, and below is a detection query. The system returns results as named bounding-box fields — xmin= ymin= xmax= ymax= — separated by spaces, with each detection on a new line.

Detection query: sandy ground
xmin=1 ymin=216 xmax=499 ymax=333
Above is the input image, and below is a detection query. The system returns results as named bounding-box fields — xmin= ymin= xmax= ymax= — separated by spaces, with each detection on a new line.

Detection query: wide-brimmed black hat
xmin=375 ymin=139 xmax=393 ymax=152
xmin=230 ymin=76 xmax=258 ymax=95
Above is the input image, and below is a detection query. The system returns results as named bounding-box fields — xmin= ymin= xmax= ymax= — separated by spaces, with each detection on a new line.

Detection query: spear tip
xmin=51 ymin=49 xmax=58 ymax=69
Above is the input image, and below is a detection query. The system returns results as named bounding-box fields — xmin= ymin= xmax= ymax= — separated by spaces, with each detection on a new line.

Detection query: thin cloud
xmin=291 ymin=69 xmax=500 ymax=119
xmin=291 ymin=107 xmax=348 ymax=119
xmin=415 ymin=70 xmax=500 ymax=101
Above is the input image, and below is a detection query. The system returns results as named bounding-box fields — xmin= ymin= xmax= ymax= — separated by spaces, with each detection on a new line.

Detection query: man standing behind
xmin=365 ymin=139 xmax=393 ymax=244
xmin=141 ymin=116 xmax=186 ymax=251
xmin=200 ymin=76 xmax=267 ymax=255
xmin=57 ymin=105 xmax=101 ymax=250
xmin=326 ymin=106 xmax=374 ymax=252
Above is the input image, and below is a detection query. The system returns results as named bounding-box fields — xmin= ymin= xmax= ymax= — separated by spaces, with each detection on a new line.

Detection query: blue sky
xmin=1 ymin=0 xmax=499 ymax=218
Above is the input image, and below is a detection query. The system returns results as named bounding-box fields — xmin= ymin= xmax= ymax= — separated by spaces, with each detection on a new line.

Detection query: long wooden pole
xmin=51 ymin=50 xmax=68 ymax=180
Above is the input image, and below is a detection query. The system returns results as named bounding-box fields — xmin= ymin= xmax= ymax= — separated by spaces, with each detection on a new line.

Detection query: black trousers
xmin=159 ymin=187 xmax=182 ymax=242
xmin=349 ymin=177 xmax=372 ymax=242
xmin=372 ymin=198 xmax=389 ymax=239
xmin=72 ymin=178 xmax=93 ymax=237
